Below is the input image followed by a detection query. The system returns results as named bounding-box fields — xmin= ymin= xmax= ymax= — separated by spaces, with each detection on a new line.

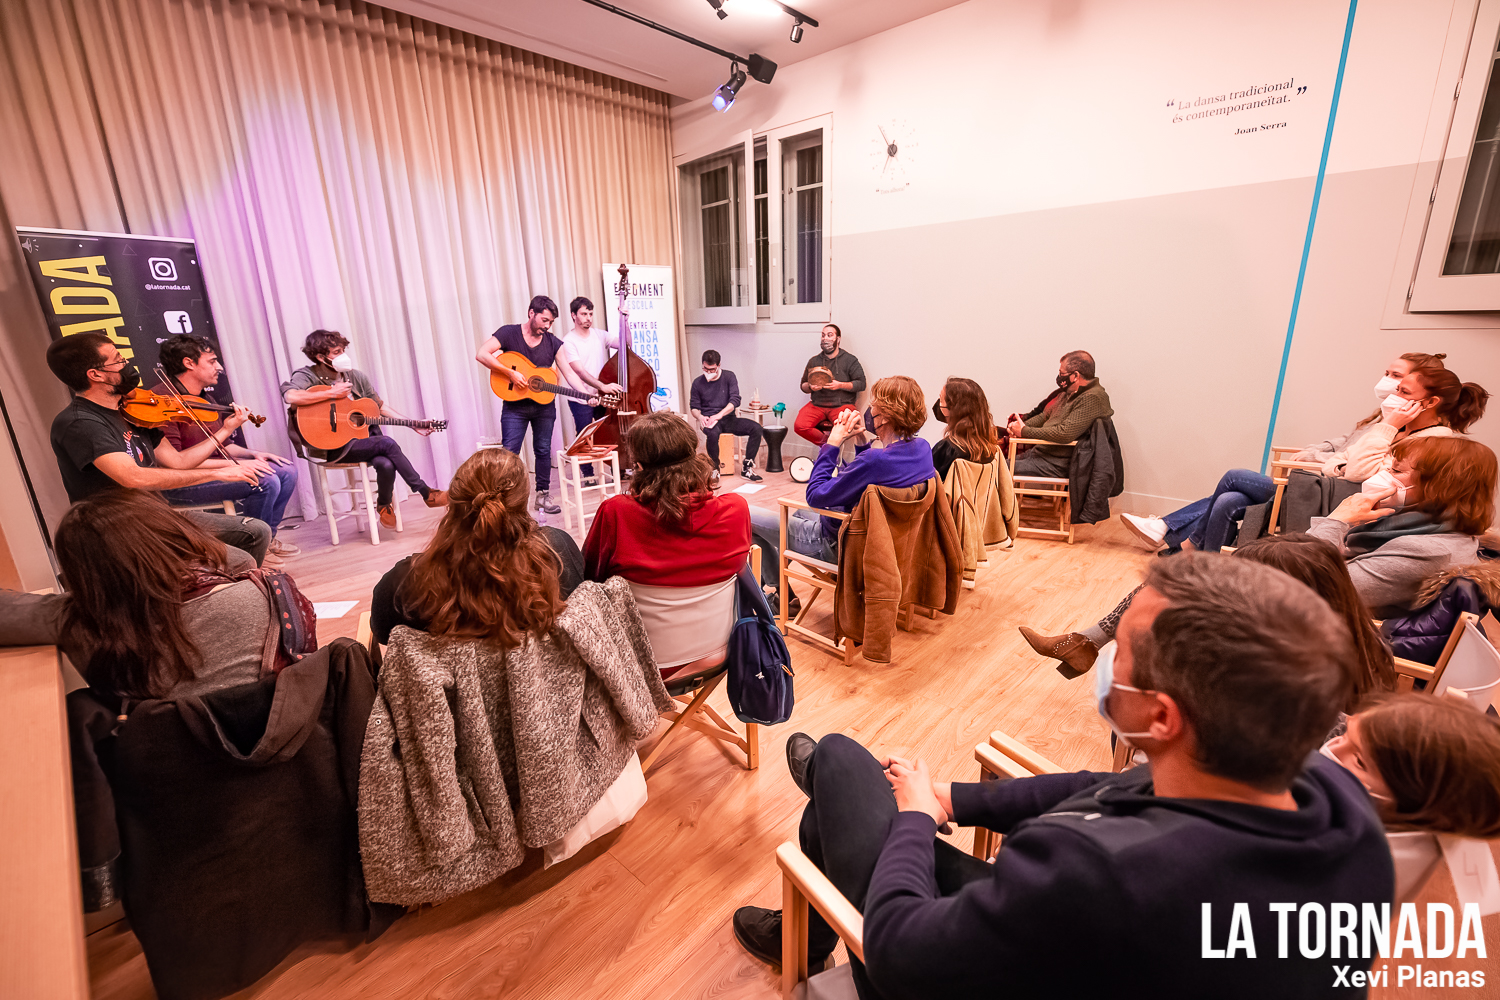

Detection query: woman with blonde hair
xmin=932 ymin=377 xmax=1000 ymax=482
xmin=749 ymin=375 xmax=934 ymax=601
xmin=370 ymin=447 xmax=584 ymax=644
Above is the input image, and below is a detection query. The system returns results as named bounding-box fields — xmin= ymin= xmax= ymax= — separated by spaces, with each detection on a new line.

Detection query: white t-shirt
xmin=557 ymin=326 xmax=619 ymax=393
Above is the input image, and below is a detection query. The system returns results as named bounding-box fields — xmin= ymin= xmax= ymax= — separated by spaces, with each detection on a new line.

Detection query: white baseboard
xmin=1112 ymin=491 xmax=1193 ymax=517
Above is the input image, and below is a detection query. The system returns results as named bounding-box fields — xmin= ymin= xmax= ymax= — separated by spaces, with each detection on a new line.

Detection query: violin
xmin=120 ymin=387 xmax=267 ymax=429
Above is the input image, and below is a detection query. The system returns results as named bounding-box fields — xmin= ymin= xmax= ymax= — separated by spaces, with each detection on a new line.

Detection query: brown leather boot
xmin=377 ymin=504 xmax=397 ymax=529
xmin=1018 ymin=626 xmax=1098 ymax=673
xmin=424 ymin=490 xmax=449 ymax=508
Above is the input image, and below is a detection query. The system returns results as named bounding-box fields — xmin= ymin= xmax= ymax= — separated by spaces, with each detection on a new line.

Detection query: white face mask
xmin=704 ymin=370 xmax=721 ymax=382
xmin=1318 ymin=739 xmax=1393 ymax=802
xmin=1092 ymin=643 xmax=1155 ymax=747
xmin=1361 ymin=469 xmax=1410 ymax=510
xmin=329 ymin=351 xmax=355 ymax=372
xmin=1374 ymin=375 xmax=1400 ymax=403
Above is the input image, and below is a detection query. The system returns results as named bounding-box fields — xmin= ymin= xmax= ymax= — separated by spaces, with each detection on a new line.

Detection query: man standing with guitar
xmin=476 ymin=294 xmax=599 ymax=515
xmin=282 ymin=329 xmax=448 ymax=529
xmin=795 ymin=323 xmax=866 ymax=445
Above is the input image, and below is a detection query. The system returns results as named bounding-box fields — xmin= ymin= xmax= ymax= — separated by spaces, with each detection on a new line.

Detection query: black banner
xmin=15 ymin=227 xmax=238 ymax=408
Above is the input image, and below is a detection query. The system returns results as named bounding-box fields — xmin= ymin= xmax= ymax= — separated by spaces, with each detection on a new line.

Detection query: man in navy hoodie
xmin=734 ymin=553 xmax=1394 ymax=998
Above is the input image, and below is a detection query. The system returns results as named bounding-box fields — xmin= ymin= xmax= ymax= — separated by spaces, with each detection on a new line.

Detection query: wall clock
xmin=871 ymin=120 xmax=917 ymax=194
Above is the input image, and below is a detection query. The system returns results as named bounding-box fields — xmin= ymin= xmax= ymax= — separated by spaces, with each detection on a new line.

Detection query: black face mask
xmin=111 ymin=363 xmax=142 ymax=396
xmin=1055 ymin=373 xmax=1071 ymax=389
xmin=932 ymin=397 xmax=947 ymax=424
xmin=864 ymin=407 xmax=878 ymax=434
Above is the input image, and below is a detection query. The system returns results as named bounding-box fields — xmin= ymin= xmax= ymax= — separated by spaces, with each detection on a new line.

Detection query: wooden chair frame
xmin=169 ymin=498 xmax=237 ymax=516
xmin=971 ymin=731 xmax=1066 ymax=859
xmin=641 ymin=545 xmax=763 ymax=775
xmin=1391 ymin=611 xmax=1480 ymax=693
xmin=1006 ymin=437 xmax=1076 ymax=544
xmin=777 ymin=497 xmax=856 ymax=664
xmin=1265 ymin=445 xmax=1325 ymax=537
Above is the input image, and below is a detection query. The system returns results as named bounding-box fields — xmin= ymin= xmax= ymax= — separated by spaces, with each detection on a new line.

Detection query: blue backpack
xmin=726 ymin=566 xmax=795 ymax=724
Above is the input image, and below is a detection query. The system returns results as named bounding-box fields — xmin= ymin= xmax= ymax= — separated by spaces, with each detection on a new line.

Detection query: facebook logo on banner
xmin=163 ymin=311 xmax=192 ymax=334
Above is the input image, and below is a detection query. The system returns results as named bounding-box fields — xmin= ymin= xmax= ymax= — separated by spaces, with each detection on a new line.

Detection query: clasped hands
xmin=825 ymin=407 xmax=864 ymax=448
xmin=883 ymin=754 xmax=955 ymax=833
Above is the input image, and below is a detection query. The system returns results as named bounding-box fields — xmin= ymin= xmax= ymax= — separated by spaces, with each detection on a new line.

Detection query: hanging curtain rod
xmin=578 ymin=0 xmax=750 ymax=64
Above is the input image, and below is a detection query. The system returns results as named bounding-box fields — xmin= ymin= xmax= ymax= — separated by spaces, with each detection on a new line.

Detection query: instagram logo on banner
xmin=147 ymin=257 xmax=177 ymax=281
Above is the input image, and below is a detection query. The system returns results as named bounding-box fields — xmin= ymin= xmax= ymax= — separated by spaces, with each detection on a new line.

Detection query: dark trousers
xmin=163 ymin=461 xmax=299 ymax=532
xmin=501 ymin=399 xmax=557 ymax=491
xmin=178 ymin=509 xmax=272 ymax=566
xmin=705 ymin=415 xmax=763 ymax=465
xmin=337 ymin=433 xmax=430 ymax=506
xmin=800 ymin=734 xmax=992 ymax=997
xmin=567 ymin=400 xmax=605 ymax=477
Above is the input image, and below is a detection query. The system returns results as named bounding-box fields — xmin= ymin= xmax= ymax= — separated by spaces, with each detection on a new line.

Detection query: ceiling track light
xmin=789 ymin=20 xmax=804 ymax=43
xmin=706 ymin=0 xmax=727 ymax=20
xmin=712 ymin=63 xmax=748 ymax=112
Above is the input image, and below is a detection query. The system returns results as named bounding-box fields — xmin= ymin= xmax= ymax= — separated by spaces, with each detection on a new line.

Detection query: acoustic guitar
xmin=489 ymin=351 xmax=622 ymax=408
xmin=292 ymin=397 xmax=447 ymax=451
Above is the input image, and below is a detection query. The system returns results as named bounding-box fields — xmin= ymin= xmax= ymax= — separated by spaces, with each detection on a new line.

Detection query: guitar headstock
xmin=599 ymin=391 xmax=624 ymax=409
xmin=427 ymin=420 xmax=448 ymax=432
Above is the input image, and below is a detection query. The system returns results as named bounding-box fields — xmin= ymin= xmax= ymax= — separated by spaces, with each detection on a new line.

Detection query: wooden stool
xmin=308 ymin=459 xmax=403 ymax=546
xmin=170 ymin=499 xmax=237 ymax=516
xmin=556 ymin=448 xmax=621 ymax=534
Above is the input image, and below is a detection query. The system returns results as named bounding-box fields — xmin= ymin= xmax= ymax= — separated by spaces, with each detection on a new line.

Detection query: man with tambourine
xmin=794 ymin=323 xmax=866 ymax=445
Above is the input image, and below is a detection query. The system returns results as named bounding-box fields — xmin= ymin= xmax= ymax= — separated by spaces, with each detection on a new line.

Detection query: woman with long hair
xmin=371 ymin=447 xmax=582 ymax=645
xmin=1324 ymin=693 xmax=1500 ymax=902
xmin=1118 ymin=352 xmax=1459 ymax=553
xmin=1020 ymin=533 xmax=1398 ymax=701
xmin=749 ymin=375 xmax=934 ymax=602
xmin=56 ymin=489 xmax=275 ymax=698
xmin=1310 ymin=436 xmax=1497 ymax=614
xmin=1342 ymin=363 xmax=1490 ymax=481
xmin=932 ymin=377 xmax=1000 ymax=482
xmin=583 ymin=411 xmax=751 ymax=675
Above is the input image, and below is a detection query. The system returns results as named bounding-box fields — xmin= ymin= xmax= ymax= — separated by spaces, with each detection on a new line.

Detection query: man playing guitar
xmin=475 ymin=295 xmax=600 ymax=515
xmin=281 ymin=329 xmax=448 ymax=529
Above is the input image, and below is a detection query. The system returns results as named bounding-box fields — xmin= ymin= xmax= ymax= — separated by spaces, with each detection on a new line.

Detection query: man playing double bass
xmin=476 ymin=294 xmax=600 ymax=515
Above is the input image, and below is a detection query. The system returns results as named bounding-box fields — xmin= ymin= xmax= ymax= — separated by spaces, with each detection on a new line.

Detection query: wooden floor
xmin=84 ymin=470 xmax=1496 ymax=1000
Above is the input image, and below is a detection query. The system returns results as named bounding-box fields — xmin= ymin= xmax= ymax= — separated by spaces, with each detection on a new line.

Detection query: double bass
xmin=591 ymin=263 xmax=657 ymax=468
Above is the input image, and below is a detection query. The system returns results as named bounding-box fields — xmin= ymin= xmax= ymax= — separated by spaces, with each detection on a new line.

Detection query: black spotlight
xmin=747 ymin=53 xmax=777 ymax=84
xmin=706 ymin=0 xmax=727 ymax=19
xmin=789 ymin=20 xmax=804 ymax=43
xmin=712 ymin=64 xmax=748 ymax=112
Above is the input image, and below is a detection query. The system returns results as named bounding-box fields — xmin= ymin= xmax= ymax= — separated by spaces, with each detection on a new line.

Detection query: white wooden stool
xmin=308 ymin=459 xmax=403 ymax=546
xmin=555 ymin=449 xmax=621 ymax=534
xmin=170 ymin=499 xmax=237 ymax=515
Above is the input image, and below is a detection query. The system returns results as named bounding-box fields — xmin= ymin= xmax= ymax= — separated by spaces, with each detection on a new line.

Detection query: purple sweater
xmin=861 ymin=755 xmax=1391 ymax=999
xmin=805 ymin=437 xmax=935 ymax=541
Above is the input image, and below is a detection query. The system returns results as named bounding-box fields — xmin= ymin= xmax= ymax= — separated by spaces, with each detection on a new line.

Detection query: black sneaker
xmin=786 ymin=732 xmax=817 ymax=796
xmin=733 ymin=905 xmax=833 ymax=969
xmin=742 ymin=460 xmax=763 ymax=482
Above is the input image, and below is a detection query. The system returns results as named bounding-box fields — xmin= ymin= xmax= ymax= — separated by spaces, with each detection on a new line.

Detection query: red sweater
xmin=583 ymin=492 xmax=751 ymax=588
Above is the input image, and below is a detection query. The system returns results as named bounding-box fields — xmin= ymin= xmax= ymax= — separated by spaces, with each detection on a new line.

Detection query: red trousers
xmin=794 ymin=403 xmax=857 ymax=445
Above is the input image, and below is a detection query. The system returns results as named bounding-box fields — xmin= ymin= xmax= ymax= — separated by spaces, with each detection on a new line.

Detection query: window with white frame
xmin=765 ymin=116 xmax=832 ymax=324
xmin=754 ymin=142 xmax=769 ymax=310
xmin=677 ymin=137 xmax=754 ymax=324
xmin=1410 ymin=0 xmax=1500 ymax=310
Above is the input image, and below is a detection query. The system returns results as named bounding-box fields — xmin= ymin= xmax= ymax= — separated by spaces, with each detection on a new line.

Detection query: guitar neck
xmin=530 ymin=379 xmax=594 ymax=402
xmin=370 ymin=417 xmax=439 ymax=430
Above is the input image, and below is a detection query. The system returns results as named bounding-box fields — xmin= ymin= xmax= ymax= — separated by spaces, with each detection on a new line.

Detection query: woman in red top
xmin=584 ymin=412 xmax=752 ymax=675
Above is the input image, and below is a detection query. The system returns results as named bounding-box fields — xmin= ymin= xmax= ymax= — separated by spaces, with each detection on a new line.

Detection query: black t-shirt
xmin=51 ymin=396 xmax=164 ymax=502
xmin=494 ymin=324 xmax=564 ymax=369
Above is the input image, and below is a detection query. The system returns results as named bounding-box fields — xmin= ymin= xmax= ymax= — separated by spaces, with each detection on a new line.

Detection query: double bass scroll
xmin=591 ymin=263 xmax=657 ymax=469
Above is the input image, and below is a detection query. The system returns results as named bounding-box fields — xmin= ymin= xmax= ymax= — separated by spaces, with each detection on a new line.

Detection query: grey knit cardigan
xmin=358 ymin=577 xmax=672 ymax=904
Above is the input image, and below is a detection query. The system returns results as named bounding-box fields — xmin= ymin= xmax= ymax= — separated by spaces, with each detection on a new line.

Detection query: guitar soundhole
xmin=349 ymin=413 xmax=367 ymax=428
xmin=528 ymin=377 xmax=545 ymax=392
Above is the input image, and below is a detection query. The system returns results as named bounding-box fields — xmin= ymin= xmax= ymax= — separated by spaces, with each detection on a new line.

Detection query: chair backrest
xmin=1430 ymin=614 xmax=1500 ymax=710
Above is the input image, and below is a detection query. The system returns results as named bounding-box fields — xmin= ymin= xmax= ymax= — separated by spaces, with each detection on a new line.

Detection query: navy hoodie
xmin=862 ymin=754 xmax=1393 ymax=999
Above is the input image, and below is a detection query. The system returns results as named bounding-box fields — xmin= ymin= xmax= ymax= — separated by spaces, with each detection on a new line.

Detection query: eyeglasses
xmin=92 ymin=358 xmax=129 ymax=371
xmin=702 ymin=367 xmax=720 ymax=374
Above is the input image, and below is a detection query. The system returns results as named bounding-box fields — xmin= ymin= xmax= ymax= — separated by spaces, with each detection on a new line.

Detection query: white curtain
xmin=0 ymin=0 xmax=675 ymax=524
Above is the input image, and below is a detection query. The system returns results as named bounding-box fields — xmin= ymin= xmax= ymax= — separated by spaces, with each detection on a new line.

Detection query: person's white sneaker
xmin=1120 ymin=512 xmax=1169 ymax=549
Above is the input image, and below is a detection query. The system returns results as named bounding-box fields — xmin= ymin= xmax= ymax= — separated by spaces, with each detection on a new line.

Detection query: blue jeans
xmin=1162 ymin=468 xmax=1276 ymax=552
xmin=749 ymin=505 xmax=837 ymax=590
xmin=163 ymin=461 xmax=299 ymax=533
xmin=502 ymin=399 xmax=557 ymax=491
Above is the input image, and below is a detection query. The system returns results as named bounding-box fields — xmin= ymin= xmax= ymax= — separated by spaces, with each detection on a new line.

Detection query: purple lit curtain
xmin=0 ymin=0 xmax=674 ymax=524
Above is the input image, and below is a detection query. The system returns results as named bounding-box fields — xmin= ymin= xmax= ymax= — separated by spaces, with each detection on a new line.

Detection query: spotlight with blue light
xmin=712 ymin=64 xmax=748 ymax=112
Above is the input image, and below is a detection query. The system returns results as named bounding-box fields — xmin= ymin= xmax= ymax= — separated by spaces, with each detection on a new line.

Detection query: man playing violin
xmin=795 ymin=323 xmax=866 ymax=445
xmin=46 ymin=331 xmax=273 ymax=566
xmin=475 ymin=294 xmax=600 ymax=515
xmin=281 ymin=329 xmax=448 ymax=530
xmin=152 ymin=334 xmax=301 ymax=559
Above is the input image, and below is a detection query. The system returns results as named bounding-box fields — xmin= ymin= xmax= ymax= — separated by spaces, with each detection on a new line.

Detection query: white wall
xmin=671 ymin=0 xmax=1500 ymax=509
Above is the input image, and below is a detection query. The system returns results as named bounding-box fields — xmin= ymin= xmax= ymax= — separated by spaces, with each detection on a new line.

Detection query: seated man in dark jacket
xmin=734 ymin=553 xmax=1393 ymax=999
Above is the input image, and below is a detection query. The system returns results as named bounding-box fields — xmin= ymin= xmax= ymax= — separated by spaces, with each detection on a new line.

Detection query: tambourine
xmin=789 ymin=455 xmax=815 ymax=483
xmin=806 ymin=366 xmax=834 ymax=390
